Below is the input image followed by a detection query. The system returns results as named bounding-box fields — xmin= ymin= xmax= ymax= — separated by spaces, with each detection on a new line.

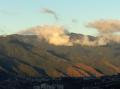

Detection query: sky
xmin=0 ymin=0 xmax=120 ymax=35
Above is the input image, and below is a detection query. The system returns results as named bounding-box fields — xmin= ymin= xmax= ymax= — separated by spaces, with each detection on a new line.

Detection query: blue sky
xmin=0 ymin=0 xmax=120 ymax=35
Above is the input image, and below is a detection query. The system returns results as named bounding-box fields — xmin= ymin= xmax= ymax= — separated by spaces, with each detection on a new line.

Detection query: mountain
xmin=0 ymin=33 xmax=120 ymax=79
xmin=0 ymin=25 xmax=120 ymax=78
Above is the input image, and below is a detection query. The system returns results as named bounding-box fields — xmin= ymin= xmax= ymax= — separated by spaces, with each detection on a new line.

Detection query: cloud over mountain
xmin=19 ymin=25 xmax=72 ymax=46
xmin=87 ymin=20 xmax=120 ymax=45
xmin=18 ymin=20 xmax=120 ymax=46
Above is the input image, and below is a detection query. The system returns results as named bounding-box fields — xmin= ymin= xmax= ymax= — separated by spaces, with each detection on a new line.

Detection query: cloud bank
xmin=87 ymin=20 xmax=120 ymax=45
xmin=19 ymin=25 xmax=72 ymax=46
xmin=87 ymin=20 xmax=120 ymax=34
xmin=18 ymin=20 xmax=120 ymax=46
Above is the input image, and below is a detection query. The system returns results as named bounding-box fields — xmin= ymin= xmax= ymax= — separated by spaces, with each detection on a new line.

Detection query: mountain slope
xmin=0 ymin=34 xmax=120 ymax=78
